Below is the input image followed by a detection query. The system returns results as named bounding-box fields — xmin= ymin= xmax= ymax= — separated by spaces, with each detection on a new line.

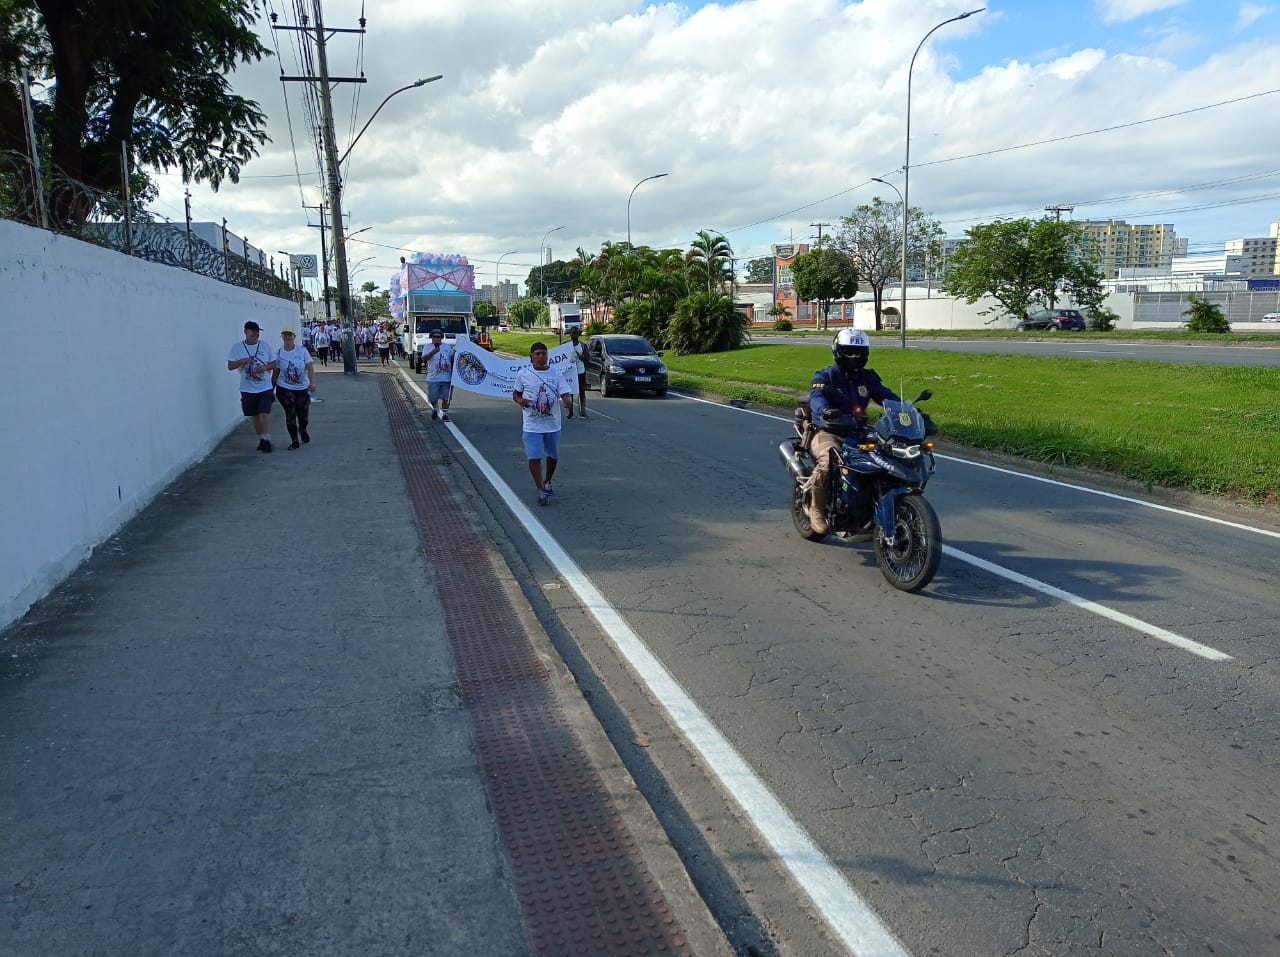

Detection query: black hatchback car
xmin=1016 ymin=308 xmax=1087 ymax=331
xmin=585 ymin=335 xmax=668 ymax=397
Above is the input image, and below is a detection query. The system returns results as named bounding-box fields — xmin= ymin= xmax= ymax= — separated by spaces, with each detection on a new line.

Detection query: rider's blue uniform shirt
xmin=809 ymin=364 xmax=899 ymax=431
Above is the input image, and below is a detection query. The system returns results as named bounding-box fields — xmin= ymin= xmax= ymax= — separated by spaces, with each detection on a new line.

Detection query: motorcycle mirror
xmin=914 ymin=389 xmax=933 ymax=403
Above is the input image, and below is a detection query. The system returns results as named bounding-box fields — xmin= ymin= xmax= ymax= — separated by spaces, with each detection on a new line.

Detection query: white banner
xmin=451 ymin=338 xmax=576 ymax=397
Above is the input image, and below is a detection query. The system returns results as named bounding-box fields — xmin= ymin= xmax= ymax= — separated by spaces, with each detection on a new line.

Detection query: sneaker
xmin=440 ymin=412 xmax=450 ymax=422
xmin=300 ymin=429 xmax=310 ymax=444
xmin=580 ymin=412 xmax=589 ymax=420
xmin=542 ymin=481 xmax=553 ymax=496
xmin=288 ymin=441 xmax=300 ymax=450
xmin=537 ymin=491 xmax=550 ymax=506
xmin=259 ymin=439 xmax=273 ymax=454
xmin=567 ymin=411 xmax=574 ymax=419
xmin=430 ymin=409 xmax=439 ymax=421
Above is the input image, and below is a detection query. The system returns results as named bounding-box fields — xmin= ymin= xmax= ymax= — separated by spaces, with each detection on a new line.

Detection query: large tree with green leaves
xmin=942 ymin=217 xmax=1105 ymax=322
xmin=744 ymin=256 xmax=773 ymax=283
xmin=1 ymin=0 xmax=271 ymax=228
xmin=834 ymin=196 xmax=942 ymax=330
xmin=790 ymin=246 xmax=858 ymax=330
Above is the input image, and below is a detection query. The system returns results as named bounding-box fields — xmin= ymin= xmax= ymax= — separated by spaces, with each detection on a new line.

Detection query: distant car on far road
xmin=1016 ymin=308 xmax=1087 ymax=332
xmin=1261 ymin=312 xmax=1280 ymax=322
xmin=498 ymin=322 xmax=510 ymax=332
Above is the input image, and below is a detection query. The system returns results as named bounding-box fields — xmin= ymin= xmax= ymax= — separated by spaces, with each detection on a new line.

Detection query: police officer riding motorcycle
xmin=806 ymin=329 xmax=900 ymax=535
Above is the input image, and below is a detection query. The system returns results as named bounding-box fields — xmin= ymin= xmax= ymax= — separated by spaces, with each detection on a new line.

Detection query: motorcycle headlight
xmin=890 ymin=443 xmax=923 ymax=460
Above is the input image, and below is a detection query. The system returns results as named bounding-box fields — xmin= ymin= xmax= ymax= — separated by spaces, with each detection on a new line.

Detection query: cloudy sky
xmin=149 ymin=0 xmax=1280 ymax=295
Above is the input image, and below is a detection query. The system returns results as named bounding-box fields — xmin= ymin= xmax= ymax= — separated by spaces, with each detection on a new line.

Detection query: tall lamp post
xmin=495 ymin=249 xmax=517 ymax=318
xmin=870 ymin=178 xmax=905 ymax=333
xmin=538 ymin=226 xmax=565 ymax=307
xmin=627 ymin=173 xmax=669 ymax=248
xmin=900 ymin=8 xmax=984 ymax=349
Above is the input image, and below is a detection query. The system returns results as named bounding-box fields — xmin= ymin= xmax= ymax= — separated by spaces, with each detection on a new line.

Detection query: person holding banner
xmin=512 ymin=342 xmax=574 ymax=506
xmin=421 ymin=330 xmax=455 ymax=421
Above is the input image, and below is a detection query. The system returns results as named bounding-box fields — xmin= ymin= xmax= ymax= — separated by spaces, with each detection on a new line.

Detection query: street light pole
xmin=901 ymin=7 xmax=984 ymax=349
xmin=495 ymin=250 xmax=518 ymax=317
xmin=539 ymin=226 xmax=565 ymax=308
xmin=627 ymin=173 xmax=669 ymax=248
xmin=870 ymin=177 xmax=905 ymax=331
xmin=339 ymin=76 xmax=443 ymax=166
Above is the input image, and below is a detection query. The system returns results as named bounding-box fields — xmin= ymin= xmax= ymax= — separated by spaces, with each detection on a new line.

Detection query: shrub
xmin=667 ymin=292 xmax=749 ymax=355
xmin=1088 ymin=306 xmax=1119 ymax=332
xmin=1184 ymin=294 xmax=1230 ymax=333
xmin=773 ymin=317 xmax=794 ymax=331
xmin=583 ymin=319 xmax=608 ymax=336
xmin=612 ymin=300 xmax=669 ymax=347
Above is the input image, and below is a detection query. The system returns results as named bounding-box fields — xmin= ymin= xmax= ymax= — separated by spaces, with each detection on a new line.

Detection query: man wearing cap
xmin=227 ymin=320 xmax=278 ymax=453
xmin=273 ymin=327 xmax=315 ymax=450
xmin=420 ymin=330 xmax=455 ymax=422
xmin=512 ymin=341 xmax=574 ymax=506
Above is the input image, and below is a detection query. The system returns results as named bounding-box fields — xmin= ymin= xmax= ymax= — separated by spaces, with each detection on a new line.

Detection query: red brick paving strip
xmin=381 ymin=377 xmax=694 ymax=956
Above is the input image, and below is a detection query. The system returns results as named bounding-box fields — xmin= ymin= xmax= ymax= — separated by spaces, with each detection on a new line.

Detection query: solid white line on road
xmin=399 ymin=371 xmax=910 ymax=957
xmin=943 ymin=546 xmax=1233 ymax=661
xmin=669 ymin=391 xmax=1280 ymax=539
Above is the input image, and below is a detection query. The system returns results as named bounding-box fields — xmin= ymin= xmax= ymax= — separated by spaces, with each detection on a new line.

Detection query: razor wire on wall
xmin=1 ymin=149 xmax=295 ymax=302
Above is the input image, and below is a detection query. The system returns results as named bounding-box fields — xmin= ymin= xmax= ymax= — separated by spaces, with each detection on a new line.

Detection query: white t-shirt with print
xmin=513 ymin=365 xmax=572 ymax=433
xmin=422 ymin=343 xmax=456 ymax=383
xmin=229 ymin=339 xmax=275 ymax=394
xmin=568 ymin=339 xmax=586 ymax=375
xmin=274 ymin=345 xmax=312 ymax=391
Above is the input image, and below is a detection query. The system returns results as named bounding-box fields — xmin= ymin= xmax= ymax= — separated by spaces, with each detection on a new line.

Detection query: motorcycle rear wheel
xmin=790 ymin=480 xmax=827 ymax=541
xmin=873 ymin=494 xmax=941 ymax=592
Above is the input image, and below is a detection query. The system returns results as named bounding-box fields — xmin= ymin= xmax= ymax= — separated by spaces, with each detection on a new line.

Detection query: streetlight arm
xmin=339 ymin=75 xmax=443 ymax=166
xmin=626 ymin=172 xmax=669 ymax=247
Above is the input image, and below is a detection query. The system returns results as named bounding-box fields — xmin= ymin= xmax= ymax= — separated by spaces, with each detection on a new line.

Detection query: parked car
xmin=1261 ymin=312 xmax=1280 ymax=322
xmin=584 ymin=334 xmax=668 ymax=397
xmin=497 ymin=322 xmax=510 ymax=332
xmin=1016 ymin=308 xmax=1087 ymax=332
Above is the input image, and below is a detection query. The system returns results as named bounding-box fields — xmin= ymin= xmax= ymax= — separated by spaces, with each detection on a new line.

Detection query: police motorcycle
xmin=779 ymin=387 xmax=942 ymax=592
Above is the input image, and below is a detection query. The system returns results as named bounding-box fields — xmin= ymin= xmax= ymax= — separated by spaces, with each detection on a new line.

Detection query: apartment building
xmin=1077 ymin=220 xmax=1183 ymax=279
xmin=1223 ymin=235 xmax=1279 ymax=277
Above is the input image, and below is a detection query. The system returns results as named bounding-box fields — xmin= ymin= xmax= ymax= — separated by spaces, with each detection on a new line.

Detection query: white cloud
xmin=1237 ymin=2 xmax=1271 ymax=29
xmin=150 ymin=0 xmax=1280 ymax=287
xmin=1095 ymin=0 xmax=1191 ymax=24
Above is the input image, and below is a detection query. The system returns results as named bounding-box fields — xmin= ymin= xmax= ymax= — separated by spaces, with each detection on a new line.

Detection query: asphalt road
xmin=764 ymin=335 xmax=1280 ymax=366
xmin=431 ymin=376 xmax=1280 ymax=957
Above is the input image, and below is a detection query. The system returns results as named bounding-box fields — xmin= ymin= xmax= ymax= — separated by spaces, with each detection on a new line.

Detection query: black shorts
xmin=240 ymin=391 xmax=274 ymax=416
xmin=379 ymin=347 xmax=390 ymax=357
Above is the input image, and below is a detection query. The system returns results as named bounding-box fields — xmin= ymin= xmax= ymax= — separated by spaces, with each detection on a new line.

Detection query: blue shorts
xmin=427 ymin=382 xmax=452 ymax=404
xmin=522 ymin=429 xmax=561 ymax=461
xmin=240 ymin=390 xmax=274 ymax=416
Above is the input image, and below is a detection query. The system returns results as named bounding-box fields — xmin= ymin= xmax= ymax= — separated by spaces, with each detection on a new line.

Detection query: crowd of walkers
xmin=295 ymin=320 xmax=407 ymax=365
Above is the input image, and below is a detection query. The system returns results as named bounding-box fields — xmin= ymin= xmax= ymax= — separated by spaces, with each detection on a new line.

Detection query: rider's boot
xmin=808 ymin=477 xmax=830 ymax=535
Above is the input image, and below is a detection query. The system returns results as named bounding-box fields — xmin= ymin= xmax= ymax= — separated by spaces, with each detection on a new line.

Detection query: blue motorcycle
xmin=779 ymin=390 xmax=941 ymax=592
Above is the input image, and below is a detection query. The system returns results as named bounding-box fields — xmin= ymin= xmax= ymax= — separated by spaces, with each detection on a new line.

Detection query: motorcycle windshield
xmin=876 ymin=400 xmax=926 ymax=441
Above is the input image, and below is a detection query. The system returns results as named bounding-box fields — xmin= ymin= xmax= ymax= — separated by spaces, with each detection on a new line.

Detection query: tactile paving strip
xmin=381 ymin=377 xmax=694 ymax=956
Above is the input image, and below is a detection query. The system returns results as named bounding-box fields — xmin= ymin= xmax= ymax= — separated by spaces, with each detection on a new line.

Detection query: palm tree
xmin=686 ymin=230 xmax=733 ymax=295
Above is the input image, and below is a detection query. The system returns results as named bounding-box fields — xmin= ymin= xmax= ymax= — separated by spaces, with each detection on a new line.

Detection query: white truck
xmin=549 ymin=302 xmax=582 ymax=334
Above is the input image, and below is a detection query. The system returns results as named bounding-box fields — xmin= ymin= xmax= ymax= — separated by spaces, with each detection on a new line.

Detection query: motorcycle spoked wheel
xmin=790 ymin=480 xmax=828 ymax=541
xmin=873 ymin=494 xmax=942 ymax=592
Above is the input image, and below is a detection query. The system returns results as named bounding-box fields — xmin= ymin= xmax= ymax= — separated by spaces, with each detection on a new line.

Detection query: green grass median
xmin=491 ymin=333 xmax=1280 ymax=504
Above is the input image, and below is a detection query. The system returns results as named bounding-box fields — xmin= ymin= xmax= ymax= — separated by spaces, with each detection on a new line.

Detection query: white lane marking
xmin=943 ymin=546 xmax=1233 ymax=661
xmin=669 ymin=392 xmax=1280 ymax=540
xmin=399 ymin=371 xmax=909 ymax=957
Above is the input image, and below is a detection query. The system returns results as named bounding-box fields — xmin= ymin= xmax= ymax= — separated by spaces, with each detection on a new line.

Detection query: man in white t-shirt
xmin=226 ymin=320 xmax=278 ymax=453
xmin=375 ymin=324 xmax=392 ymax=366
xmin=273 ymin=327 xmax=316 ymax=450
xmin=420 ymin=330 xmax=456 ymax=421
xmin=314 ymin=326 xmax=331 ymax=366
xmin=566 ymin=326 xmax=588 ymax=420
xmin=512 ymin=341 xmax=573 ymax=506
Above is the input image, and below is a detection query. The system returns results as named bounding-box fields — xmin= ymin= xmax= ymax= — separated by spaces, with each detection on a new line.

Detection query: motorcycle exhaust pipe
xmin=778 ymin=440 xmax=811 ymax=481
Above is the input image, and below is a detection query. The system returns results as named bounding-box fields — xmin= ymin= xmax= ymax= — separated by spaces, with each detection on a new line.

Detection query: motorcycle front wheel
xmin=790 ymin=480 xmax=827 ymax=542
xmin=874 ymin=494 xmax=941 ymax=592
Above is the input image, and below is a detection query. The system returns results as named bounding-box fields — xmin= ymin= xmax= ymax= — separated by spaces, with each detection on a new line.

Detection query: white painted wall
xmin=850 ymin=292 xmax=1136 ymax=330
xmin=0 ymin=219 xmax=294 ymax=629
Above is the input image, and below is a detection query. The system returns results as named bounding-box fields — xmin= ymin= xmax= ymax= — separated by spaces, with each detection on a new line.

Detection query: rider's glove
xmin=819 ymin=407 xmax=843 ymax=423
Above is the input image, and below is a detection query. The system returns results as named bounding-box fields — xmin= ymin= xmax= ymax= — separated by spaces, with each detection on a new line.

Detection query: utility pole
xmin=277 ymin=2 xmax=366 ymax=373
xmin=809 ymin=222 xmax=831 ymax=246
xmin=1045 ymin=205 xmax=1074 ymax=221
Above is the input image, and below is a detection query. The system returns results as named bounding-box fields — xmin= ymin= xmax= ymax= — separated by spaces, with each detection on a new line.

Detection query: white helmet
xmin=832 ymin=328 xmax=870 ymax=372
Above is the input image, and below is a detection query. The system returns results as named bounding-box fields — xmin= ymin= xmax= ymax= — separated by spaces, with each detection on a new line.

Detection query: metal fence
xmin=1 ymin=149 xmax=293 ymax=301
xmin=1134 ymin=290 xmax=1280 ymax=325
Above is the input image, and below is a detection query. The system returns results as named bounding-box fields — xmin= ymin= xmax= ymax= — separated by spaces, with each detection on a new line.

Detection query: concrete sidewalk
xmin=1 ymin=363 xmax=730 ymax=956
